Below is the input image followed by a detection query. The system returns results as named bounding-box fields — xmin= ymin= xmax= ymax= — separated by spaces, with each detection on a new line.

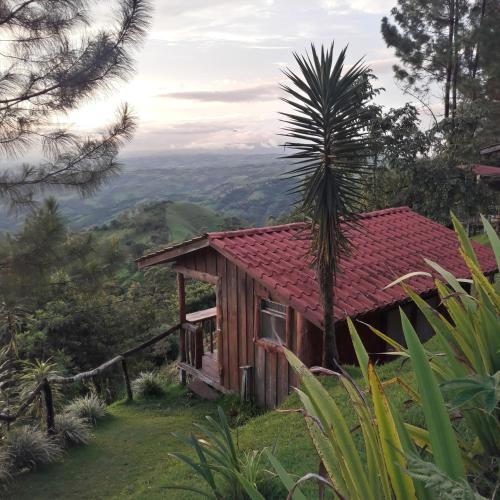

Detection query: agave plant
xmin=0 ymin=304 xmax=23 ymax=432
xmin=169 ymin=407 xmax=272 ymax=499
xmin=267 ymin=314 xmax=484 ymax=499
xmin=281 ymin=42 xmax=374 ymax=369
xmin=19 ymin=358 xmax=62 ymax=424
xmin=371 ymin=214 xmax=500 ymax=456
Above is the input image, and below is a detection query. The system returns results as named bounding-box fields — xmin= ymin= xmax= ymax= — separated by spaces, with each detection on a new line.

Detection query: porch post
xmin=177 ymin=272 xmax=187 ymax=384
xmin=215 ymin=278 xmax=224 ymax=383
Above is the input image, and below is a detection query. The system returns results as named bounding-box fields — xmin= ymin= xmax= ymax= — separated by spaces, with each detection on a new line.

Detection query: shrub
xmin=6 ymin=426 xmax=62 ymax=471
xmin=65 ymin=393 xmax=107 ymax=425
xmin=131 ymin=371 xmax=165 ymax=398
xmin=54 ymin=414 xmax=93 ymax=447
xmin=0 ymin=447 xmax=12 ymax=485
xmin=160 ymin=362 xmax=179 ymax=386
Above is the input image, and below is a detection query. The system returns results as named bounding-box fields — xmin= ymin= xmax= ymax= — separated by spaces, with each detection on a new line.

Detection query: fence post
xmin=42 ymin=379 xmax=55 ymax=436
xmin=121 ymin=358 xmax=133 ymax=401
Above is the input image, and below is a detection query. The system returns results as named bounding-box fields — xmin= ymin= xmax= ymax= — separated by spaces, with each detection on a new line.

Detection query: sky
xmin=72 ymin=0 xmax=413 ymax=155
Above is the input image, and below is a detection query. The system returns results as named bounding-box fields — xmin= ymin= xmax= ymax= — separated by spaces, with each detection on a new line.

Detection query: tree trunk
xmin=451 ymin=0 xmax=460 ymax=128
xmin=320 ymin=270 xmax=338 ymax=369
xmin=445 ymin=0 xmax=455 ymax=119
xmin=42 ymin=379 xmax=55 ymax=436
xmin=471 ymin=0 xmax=487 ymax=101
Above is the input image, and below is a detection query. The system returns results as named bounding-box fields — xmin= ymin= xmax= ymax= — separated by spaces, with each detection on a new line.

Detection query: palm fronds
xmin=281 ymin=43 xmax=373 ymax=366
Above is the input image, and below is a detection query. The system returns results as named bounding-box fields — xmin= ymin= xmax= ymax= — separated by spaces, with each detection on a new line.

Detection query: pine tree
xmin=383 ymin=2 xmax=498 ymax=117
xmin=0 ymin=0 xmax=151 ymax=208
xmin=382 ymin=0 xmax=468 ymax=121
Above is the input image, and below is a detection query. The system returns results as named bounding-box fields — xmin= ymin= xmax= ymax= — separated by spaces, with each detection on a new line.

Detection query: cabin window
xmin=260 ymin=299 xmax=286 ymax=343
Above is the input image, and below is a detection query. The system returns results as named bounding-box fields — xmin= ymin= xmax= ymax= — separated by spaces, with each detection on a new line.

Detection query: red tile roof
xmin=457 ymin=163 xmax=500 ymax=177
xmin=207 ymin=207 xmax=497 ymax=327
xmin=471 ymin=164 xmax=500 ymax=177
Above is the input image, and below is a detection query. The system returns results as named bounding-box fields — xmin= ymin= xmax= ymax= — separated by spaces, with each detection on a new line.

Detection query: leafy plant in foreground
xmin=169 ymin=406 xmax=271 ymax=499
xmin=267 ymin=215 xmax=499 ymax=498
xmin=268 ymin=315 xmax=483 ymax=499
xmin=377 ymin=213 xmax=500 ymax=456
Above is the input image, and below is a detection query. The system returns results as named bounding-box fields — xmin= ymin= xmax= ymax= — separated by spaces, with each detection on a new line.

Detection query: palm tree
xmin=281 ymin=43 xmax=373 ymax=369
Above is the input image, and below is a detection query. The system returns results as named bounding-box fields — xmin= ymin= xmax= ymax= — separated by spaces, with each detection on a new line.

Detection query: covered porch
xmin=176 ymin=271 xmax=227 ymax=394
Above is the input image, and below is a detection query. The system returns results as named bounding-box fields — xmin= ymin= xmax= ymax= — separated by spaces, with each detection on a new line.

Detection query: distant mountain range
xmin=0 ymin=152 xmax=296 ymax=231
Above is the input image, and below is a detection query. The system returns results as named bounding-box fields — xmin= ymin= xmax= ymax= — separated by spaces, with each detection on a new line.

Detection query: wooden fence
xmin=0 ymin=323 xmax=181 ymax=435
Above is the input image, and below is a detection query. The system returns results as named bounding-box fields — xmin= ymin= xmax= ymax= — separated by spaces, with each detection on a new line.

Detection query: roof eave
xmin=136 ymin=235 xmax=209 ymax=269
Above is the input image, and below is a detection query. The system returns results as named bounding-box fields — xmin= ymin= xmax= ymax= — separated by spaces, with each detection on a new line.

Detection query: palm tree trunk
xmin=320 ymin=269 xmax=339 ymax=369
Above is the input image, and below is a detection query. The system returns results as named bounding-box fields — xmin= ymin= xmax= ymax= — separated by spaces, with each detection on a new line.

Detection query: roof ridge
xmin=208 ymin=207 xmax=413 ymax=240
xmin=208 ymin=222 xmax=307 ymax=239
xmin=357 ymin=206 xmax=411 ymax=219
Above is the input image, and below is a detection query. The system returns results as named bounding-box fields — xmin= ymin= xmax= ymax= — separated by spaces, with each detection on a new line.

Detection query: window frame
xmin=253 ymin=293 xmax=291 ymax=352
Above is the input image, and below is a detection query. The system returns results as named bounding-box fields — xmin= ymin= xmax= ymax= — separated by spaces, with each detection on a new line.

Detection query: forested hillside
xmin=0 ymin=198 xmax=242 ymax=398
xmin=92 ymin=199 xmax=245 ymax=285
xmin=0 ymin=153 xmax=291 ymax=231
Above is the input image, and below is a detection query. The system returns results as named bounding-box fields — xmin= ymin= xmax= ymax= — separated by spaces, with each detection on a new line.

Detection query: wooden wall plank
xmin=255 ymin=346 xmax=266 ymax=407
xmin=289 ymin=308 xmax=298 ymax=389
xmin=246 ymin=278 xmax=255 ymax=393
xmin=237 ymin=269 xmax=248 ymax=381
xmin=265 ymin=351 xmax=277 ymax=408
xmin=206 ymin=250 xmax=217 ymax=276
xmin=217 ymin=254 xmax=229 ymax=387
xmin=194 ymin=250 xmax=206 ymax=272
xmin=227 ymin=261 xmax=239 ymax=391
xmin=277 ymin=353 xmax=289 ymax=405
xmin=177 ymin=254 xmax=192 ymax=270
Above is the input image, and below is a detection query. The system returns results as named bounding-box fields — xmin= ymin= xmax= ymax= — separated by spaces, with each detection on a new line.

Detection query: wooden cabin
xmin=137 ymin=207 xmax=497 ymax=408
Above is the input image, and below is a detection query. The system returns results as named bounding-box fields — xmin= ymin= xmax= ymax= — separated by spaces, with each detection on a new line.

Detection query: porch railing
xmin=180 ymin=307 xmax=217 ymax=369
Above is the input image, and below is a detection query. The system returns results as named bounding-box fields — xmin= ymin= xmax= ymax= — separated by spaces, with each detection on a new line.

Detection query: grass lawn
xmin=4 ymin=386 xmax=223 ymax=500
xmin=5 ymin=345 xmax=437 ymax=499
xmin=472 ymin=232 xmax=490 ymax=246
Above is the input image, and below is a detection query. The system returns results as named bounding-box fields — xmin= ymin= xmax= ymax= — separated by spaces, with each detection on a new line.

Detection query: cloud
xmin=150 ymin=0 xmax=282 ymax=46
xmin=124 ymin=117 xmax=280 ymax=153
xmin=366 ymin=57 xmax=398 ymax=73
xmin=320 ymin=0 xmax=393 ymax=15
xmin=157 ymin=83 xmax=280 ymax=103
xmin=146 ymin=122 xmax=236 ymax=136
xmin=155 ymin=0 xmax=236 ymax=17
xmin=150 ymin=29 xmax=298 ymax=47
